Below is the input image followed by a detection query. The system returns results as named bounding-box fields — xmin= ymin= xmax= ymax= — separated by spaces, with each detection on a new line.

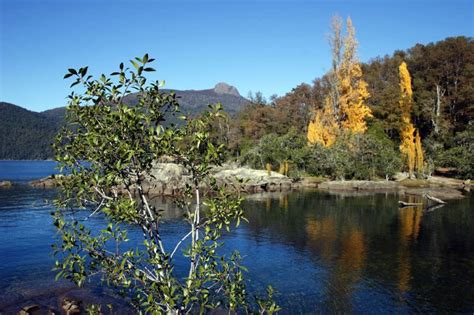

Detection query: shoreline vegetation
xmin=20 ymin=163 xmax=471 ymax=201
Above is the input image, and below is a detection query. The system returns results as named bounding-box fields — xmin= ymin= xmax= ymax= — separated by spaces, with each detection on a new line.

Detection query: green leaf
xmin=130 ymin=59 xmax=139 ymax=70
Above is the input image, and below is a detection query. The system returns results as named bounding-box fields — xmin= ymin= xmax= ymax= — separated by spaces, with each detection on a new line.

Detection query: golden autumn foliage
xmin=307 ymin=16 xmax=372 ymax=147
xmin=265 ymin=163 xmax=272 ymax=176
xmin=307 ymin=104 xmax=339 ymax=146
xmin=338 ymin=18 xmax=373 ymax=133
xmin=400 ymin=122 xmax=416 ymax=176
xmin=340 ymin=65 xmax=373 ymax=133
xmin=278 ymin=160 xmax=289 ymax=175
xmin=398 ymin=61 xmax=417 ymax=177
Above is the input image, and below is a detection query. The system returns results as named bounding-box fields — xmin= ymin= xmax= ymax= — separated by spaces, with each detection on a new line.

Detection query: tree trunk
xmin=433 ymin=84 xmax=445 ymax=134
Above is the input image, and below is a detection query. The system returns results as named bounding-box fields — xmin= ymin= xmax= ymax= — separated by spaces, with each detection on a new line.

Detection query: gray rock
xmin=318 ymin=179 xmax=466 ymax=200
xmin=399 ymin=187 xmax=465 ymax=200
xmin=393 ymin=172 xmax=409 ymax=182
xmin=144 ymin=163 xmax=294 ymax=195
xmin=0 ymin=180 xmax=12 ymax=188
xmin=213 ymin=82 xmax=240 ymax=97
xmin=29 ymin=176 xmax=60 ymax=188
xmin=213 ymin=167 xmax=293 ymax=192
xmin=318 ymin=180 xmax=399 ymax=191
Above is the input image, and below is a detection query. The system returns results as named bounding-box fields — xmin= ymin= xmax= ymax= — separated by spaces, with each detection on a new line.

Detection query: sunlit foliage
xmin=398 ymin=61 xmax=417 ymax=177
xmin=307 ymin=16 xmax=372 ymax=147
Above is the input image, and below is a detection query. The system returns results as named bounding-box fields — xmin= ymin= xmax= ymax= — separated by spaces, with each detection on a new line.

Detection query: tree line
xmin=215 ymin=18 xmax=473 ymax=179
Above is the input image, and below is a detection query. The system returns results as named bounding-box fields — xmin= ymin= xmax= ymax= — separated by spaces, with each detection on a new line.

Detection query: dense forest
xmin=214 ymin=22 xmax=473 ymax=179
xmin=0 ymin=102 xmax=62 ymax=159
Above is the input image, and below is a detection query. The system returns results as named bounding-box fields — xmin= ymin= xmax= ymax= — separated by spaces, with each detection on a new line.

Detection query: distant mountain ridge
xmin=1 ymin=83 xmax=248 ymax=160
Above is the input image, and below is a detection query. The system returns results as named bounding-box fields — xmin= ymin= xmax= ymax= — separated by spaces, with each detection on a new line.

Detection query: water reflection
xmin=1 ymin=185 xmax=473 ymax=313
xmin=243 ymin=191 xmax=474 ymax=313
xmin=397 ymin=196 xmax=423 ymax=293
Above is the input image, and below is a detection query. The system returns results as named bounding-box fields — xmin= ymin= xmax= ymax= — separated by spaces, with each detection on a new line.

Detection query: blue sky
xmin=1 ymin=0 xmax=473 ymax=112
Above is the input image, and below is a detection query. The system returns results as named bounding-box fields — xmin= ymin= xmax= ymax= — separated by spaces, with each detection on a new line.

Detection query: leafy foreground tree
xmin=52 ymin=55 xmax=280 ymax=314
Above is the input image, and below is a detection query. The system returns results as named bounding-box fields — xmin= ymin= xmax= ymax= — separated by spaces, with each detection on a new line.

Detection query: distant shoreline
xmin=0 ymin=159 xmax=55 ymax=162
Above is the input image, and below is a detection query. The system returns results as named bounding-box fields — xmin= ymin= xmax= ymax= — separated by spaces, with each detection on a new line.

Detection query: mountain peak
xmin=213 ymin=82 xmax=240 ymax=97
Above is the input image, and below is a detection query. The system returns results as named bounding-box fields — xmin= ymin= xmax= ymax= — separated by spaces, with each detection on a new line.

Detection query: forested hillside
xmin=224 ymin=34 xmax=473 ymax=179
xmin=0 ymin=102 xmax=61 ymax=159
xmin=0 ymin=83 xmax=247 ymax=159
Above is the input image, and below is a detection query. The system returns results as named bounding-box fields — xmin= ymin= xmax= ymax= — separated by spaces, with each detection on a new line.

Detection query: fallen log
xmin=424 ymin=194 xmax=447 ymax=204
xmin=398 ymin=201 xmax=422 ymax=207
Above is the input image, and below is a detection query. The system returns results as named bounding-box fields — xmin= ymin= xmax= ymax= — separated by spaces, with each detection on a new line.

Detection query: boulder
xmin=213 ymin=167 xmax=293 ymax=192
xmin=29 ymin=176 xmax=60 ymax=188
xmin=145 ymin=163 xmax=294 ymax=195
xmin=393 ymin=172 xmax=409 ymax=182
xmin=0 ymin=180 xmax=13 ymax=188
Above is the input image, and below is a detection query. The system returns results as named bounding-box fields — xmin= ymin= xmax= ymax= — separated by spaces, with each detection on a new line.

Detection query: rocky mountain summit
xmin=213 ymin=82 xmax=240 ymax=97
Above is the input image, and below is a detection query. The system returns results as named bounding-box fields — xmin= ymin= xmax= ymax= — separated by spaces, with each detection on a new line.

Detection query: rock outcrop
xmin=212 ymin=167 xmax=293 ymax=193
xmin=142 ymin=164 xmax=294 ymax=195
xmin=213 ymin=82 xmax=240 ymax=97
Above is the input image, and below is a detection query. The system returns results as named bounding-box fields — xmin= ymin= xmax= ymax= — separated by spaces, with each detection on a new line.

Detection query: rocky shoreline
xmin=23 ymin=163 xmax=471 ymax=200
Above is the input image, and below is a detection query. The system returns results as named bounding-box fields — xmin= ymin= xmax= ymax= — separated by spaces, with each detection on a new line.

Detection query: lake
xmin=0 ymin=161 xmax=473 ymax=313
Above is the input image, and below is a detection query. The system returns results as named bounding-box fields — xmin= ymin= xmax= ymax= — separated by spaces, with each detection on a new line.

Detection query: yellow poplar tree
xmin=398 ymin=61 xmax=416 ymax=177
xmin=415 ymin=129 xmax=424 ymax=176
xmin=307 ymin=16 xmax=372 ymax=146
xmin=338 ymin=17 xmax=373 ymax=133
xmin=307 ymin=103 xmax=339 ymax=147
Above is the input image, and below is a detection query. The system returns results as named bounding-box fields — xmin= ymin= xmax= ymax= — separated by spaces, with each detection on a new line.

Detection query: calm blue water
xmin=0 ymin=160 xmax=59 ymax=182
xmin=0 ymin=161 xmax=473 ymax=313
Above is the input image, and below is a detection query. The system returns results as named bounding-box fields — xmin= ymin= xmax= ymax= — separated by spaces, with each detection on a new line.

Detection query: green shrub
xmin=306 ymin=131 xmax=401 ymax=180
xmin=432 ymin=125 xmax=474 ymax=179
xmin=241 ymin=125 xmax=402 ymax=180
xmin=435 ymin=146 xmax=474 ymax=178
